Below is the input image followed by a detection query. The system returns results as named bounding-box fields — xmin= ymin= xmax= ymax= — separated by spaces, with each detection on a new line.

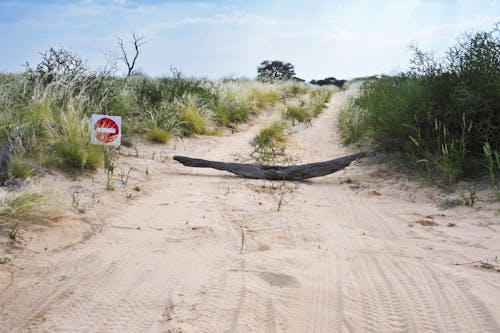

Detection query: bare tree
xmin=117 ymin=31 xmax=145 ymax=77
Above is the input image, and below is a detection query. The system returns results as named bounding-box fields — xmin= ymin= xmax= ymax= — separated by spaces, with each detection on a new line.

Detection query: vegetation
xmin=339 ymin=26 xmax=499 ymax=185
xmin=310 ymin=77 xmax=347 ymax=89
xmin=0 ymin=46 xmax=337 ymax=237
xmin=251 ymin=121 xmax=287 ymax=149
xmin=257 ymin=60 xmax=296 ymax=81
xmin=0 ymin=189 xmax=57 ymax=239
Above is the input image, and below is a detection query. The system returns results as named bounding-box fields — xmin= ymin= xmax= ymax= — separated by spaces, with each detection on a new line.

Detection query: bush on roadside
xmin=340 ymin=25 xmax=499 ymax=184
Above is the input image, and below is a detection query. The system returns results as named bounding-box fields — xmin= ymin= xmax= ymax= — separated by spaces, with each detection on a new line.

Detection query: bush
xmin=344 ymin=25 xmax=499 ymax=183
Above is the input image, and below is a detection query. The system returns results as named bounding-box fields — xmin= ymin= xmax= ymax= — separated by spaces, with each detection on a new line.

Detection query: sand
xmin=1 ymin=86 xmax=499 ymax=332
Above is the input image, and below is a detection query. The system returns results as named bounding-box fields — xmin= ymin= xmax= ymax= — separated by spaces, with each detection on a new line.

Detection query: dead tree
xmin=173 ymin=152 xmax=366 ymax=181
xmin=117 ymin=32 xmax=145 ymax=77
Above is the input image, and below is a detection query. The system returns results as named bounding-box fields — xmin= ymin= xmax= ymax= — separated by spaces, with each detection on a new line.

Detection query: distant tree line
xmin=310 ymin=77 xmax=347 ymax=88
xmin=256 ymin=60 xmax=346 ymax=89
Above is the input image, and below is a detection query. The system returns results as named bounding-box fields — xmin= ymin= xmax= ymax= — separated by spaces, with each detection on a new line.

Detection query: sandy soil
xmin=1 ymin=87 xmax=499 ymax=332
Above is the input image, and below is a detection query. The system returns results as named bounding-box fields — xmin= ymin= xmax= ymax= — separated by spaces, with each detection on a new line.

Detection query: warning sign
xmin=91 ymin=114 xmax=121 ymax=146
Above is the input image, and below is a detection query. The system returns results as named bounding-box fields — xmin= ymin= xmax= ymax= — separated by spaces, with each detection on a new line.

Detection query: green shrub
xmin=344 ymin=25 xmax=499 ymax=183
xmin=147 ymin=126 xmax=172 ymax=143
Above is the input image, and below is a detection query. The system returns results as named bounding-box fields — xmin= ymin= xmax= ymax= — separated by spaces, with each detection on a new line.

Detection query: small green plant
xmin=71 ymin=192 xmax=85 ymax=213
xmin=119 ymin=167 xmax=132 ymax=185
xmin=103 ymin=147 xmax=116 ymax=191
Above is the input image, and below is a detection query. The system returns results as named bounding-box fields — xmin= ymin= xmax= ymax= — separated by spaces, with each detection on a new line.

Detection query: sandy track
xmin=1 ymin=88 xmax=500 ymax=332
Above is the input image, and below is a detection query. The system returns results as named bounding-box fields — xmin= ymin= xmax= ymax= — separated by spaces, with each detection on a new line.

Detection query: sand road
xmin=1 ymin=88 xmax=499 ymax=332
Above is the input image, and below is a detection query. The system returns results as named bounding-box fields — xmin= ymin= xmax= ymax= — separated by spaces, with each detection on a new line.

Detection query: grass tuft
xmin=285 ymin=102 xmax=311 ymax=124
xmin=251 ymin=121 xmax=287 ymax=150
xmin=9 ymin=156 xmax=37 ymax=179
xmin=147 ymin=126 xmax=172 ymax=143
xmin=0 ymin=189 xmax=58 ymax=239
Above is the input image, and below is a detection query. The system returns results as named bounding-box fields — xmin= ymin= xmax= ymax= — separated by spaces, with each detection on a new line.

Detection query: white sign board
xmin=91 ymin=114 xmax=121 ymax=146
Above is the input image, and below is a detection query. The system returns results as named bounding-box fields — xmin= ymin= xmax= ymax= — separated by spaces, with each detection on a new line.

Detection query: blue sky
xmin=0 ymin=0 xmax=498 ymax=80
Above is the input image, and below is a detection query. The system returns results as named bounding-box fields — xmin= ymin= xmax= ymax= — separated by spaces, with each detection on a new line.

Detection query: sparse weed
xmin=439 ymin=198 xmax=465 ymax=209
xmin=119 ymin=167 xmax=132 ymax=185
xmin=462 ymin=188 xmax=478 ymax=207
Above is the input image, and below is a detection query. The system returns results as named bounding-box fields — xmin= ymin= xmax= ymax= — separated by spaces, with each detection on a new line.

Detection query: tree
xmin=310 ymin=77 xmax=346 ymax=88
xmin=25 ymin=47 xmax=87 ymax=85
xmin=257 ymin=60 xmax=295 ymax=81
xmin=117 ymin=31 xmax=145 ymax=77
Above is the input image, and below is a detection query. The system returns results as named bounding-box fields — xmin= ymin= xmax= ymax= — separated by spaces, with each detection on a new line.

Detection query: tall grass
xmin=337 ymin=96 xmax=366 ymax=145
xmin=339 ymin=26 xmax=499 ymax=184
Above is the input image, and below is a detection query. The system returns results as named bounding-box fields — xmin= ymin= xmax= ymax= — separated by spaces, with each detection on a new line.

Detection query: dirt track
xmin=1 ymin=88 xmax=500 ymax=332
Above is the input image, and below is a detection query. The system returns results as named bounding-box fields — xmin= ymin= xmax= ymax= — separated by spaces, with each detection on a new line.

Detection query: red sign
xmin=94 ymin=117 xmax=119 ymax=144
xmin=91 ymin=114 xmax=121 ymax=146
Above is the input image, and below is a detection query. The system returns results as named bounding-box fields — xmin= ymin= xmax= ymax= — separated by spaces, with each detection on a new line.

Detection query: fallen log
xmin=173 ymin=152 xmax=367 ymax=181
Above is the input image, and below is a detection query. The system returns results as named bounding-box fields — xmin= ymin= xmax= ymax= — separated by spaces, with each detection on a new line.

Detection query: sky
xmin=0 ymin=0 xmax=498 ymax=80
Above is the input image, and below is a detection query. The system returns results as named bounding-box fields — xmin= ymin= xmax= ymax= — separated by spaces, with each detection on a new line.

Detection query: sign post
xmin=91 ymin=114 xmax=121 ymax=146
